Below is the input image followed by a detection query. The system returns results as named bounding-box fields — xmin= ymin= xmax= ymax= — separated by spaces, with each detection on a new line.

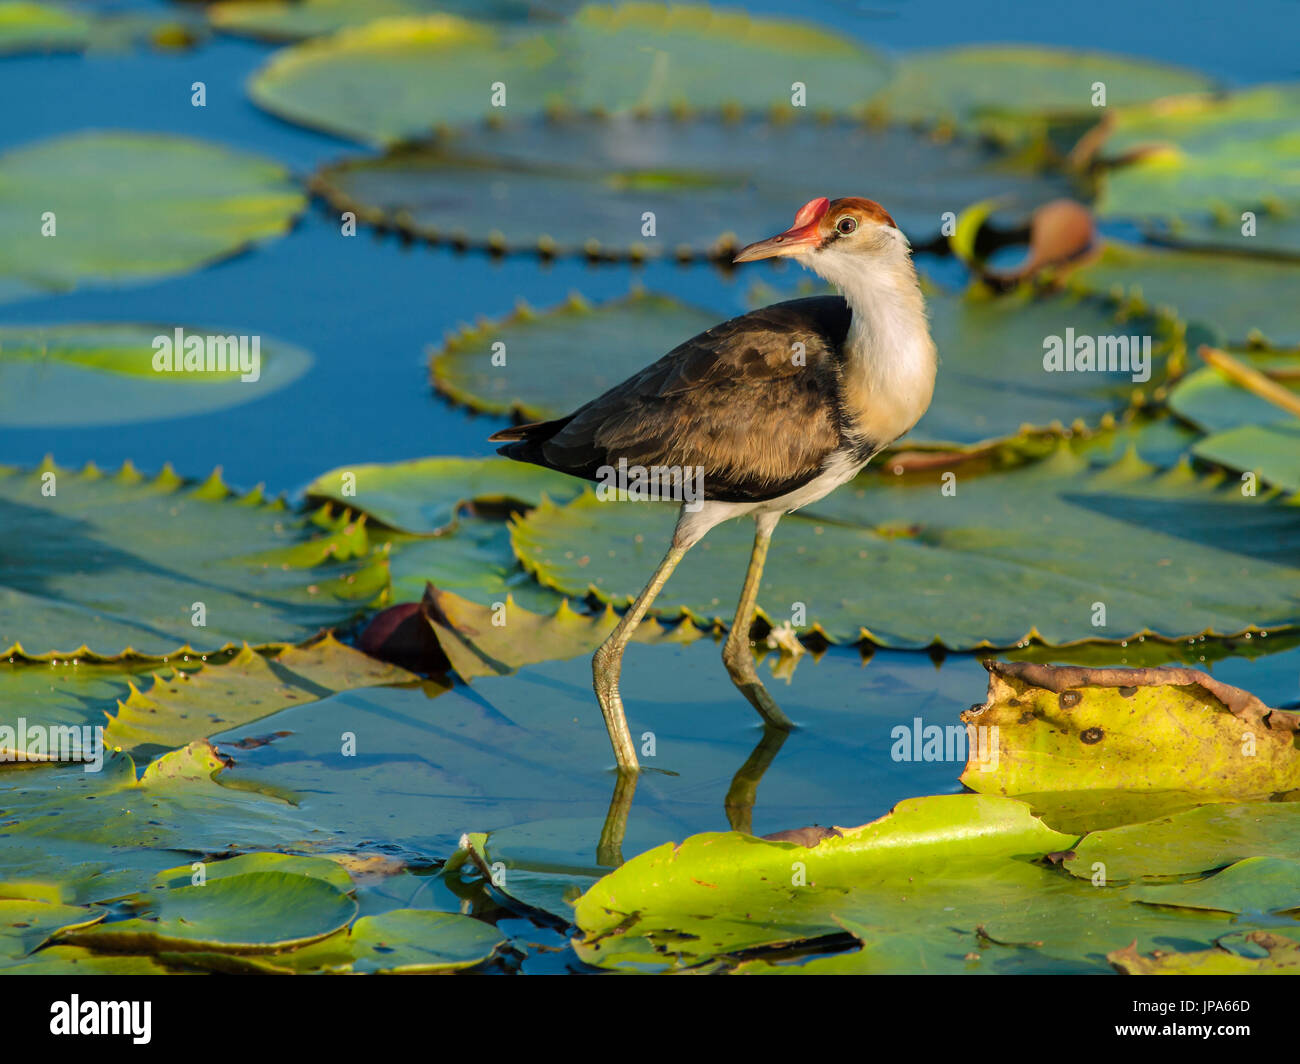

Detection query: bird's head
xmin=733 ymin=197 xmax=907 ymax=276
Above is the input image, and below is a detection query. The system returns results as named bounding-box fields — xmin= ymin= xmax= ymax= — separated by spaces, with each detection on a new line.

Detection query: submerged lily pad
xmin=510 ymin=442 xmax=1300 ymax=648
xmin=61 ymin=870 xmax=357 ymax=953
xmin=0 ymin=324 xmax=311 ymax=428
xmin=312 ymin=114 xmax=1076 ymax=258
xmin=1064 ymin=241 xmax=1300 ymax=349
xmin=961 ymin=661 xmax=1300 ymax=799
xmin=434 ymin=286 xmax=1179 ymax=448
xmin=0 ymin=461 xmax=388 ymax=658
xmin=1095 ymin=86 xmax=1300 ymax=257
xmin=0 ymin=132 xmax=304 ymax=303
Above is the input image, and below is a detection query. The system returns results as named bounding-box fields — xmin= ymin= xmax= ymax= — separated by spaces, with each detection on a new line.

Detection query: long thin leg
xmin=722 ymin=511 xmax=794 ymax=730
xmin=592 ymin=541 xmax=688 ymax=773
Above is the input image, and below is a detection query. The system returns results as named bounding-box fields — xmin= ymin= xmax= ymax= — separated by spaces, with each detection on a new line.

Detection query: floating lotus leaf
xmin=1095 ymin=86 xmax=1300 ymax=256
xmin=559 ymin=2 xmax=891 ymax=115
xmin=418 ymin=585 xmax=704 ymax=682
xmin=870 ymin=45 xmax=1213 ymax=129
xmin=61 ymin=870 xmax=357 ymax=953
xmin=249 ymin=15 xmax=563 ymax=147
xmin=510 ymin=443 xmax=1300 ymax=648
xmin=376 ymin=518 xmax=568 ymax=613
xmin=0 ymin=461 xmax=388 ymax=658
xmin=0 ymin=324 xmax=311 ymax=428
xmin=0 ymin=132 xmax=303 ymax=302
xmin=1065 ymin=241 xmax=1300 ymax=349
xmin=1170 ymin=354 xmax=1300 ymax=433
xmin=155 ymin=908 xmax=507 ymax=973
xmin=209 ymin=0 xmax=546 ymax=42
xmin=960 ymin=662 xmax=1300 ymax=800
xmin=0 ymin=1 xmax=89 ymax=54
xmin=0 ymin=740 xmax=330 ymax=854
xmin=1066 ymin=801 xmax=1300 ymax=882
xmin=152 ymin=851 xmax=355 ymax=893
xmin=1194 ymin=423 xmax=1300 ymax=494
xmin=1136 ymin=857 xmax=1300 ymax=915
xmin=434 ymin=287 xmax=1179 ymax=449
xmin=305 ymin=456 xmax=581 ymax=535
xmin=572 ymin=794 xmax=1262 ymax=973
xmin=102 ymin=636 xmax=415 ymax=753
xmin=0 ymin=898 xmax=102 ymax=959
xmin=311 ymin=114 xmax=1076 ymax=258
xmin=0 ymin=944 xmax=171 ymax=973
xmin=1109 ymin=931 xmax=1300 ymax=974
xmin=249 ymin=5 xmax=890 ymax=146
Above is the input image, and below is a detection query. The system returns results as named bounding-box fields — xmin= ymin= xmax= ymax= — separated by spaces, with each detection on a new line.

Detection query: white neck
xmin=799 ymin=234 xmax=937 ymax=449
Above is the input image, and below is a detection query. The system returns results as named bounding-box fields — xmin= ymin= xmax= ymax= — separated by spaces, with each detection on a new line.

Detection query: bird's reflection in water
xmin=595 ymin=721 xmax=792 ymax=867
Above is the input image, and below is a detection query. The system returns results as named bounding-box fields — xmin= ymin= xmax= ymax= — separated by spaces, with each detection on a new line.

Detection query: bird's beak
xmin=733 ymin=197 xmax=830 ymax=263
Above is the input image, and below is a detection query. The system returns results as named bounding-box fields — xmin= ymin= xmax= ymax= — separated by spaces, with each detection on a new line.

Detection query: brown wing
xmin=491 ymin=296 xmax=854 ymax=502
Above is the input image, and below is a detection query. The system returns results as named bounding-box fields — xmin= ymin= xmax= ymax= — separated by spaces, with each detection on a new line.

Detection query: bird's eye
xmin=835 ymin=216 xmax=858 ymax=235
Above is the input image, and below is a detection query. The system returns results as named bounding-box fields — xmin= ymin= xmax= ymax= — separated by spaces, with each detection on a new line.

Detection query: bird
xmin=490 ymin=196 xmax=937 ymax=774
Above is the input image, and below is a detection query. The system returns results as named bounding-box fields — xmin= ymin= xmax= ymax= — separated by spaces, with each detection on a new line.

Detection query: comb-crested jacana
xmin=491 ymin=197 xmax=937 ymax=773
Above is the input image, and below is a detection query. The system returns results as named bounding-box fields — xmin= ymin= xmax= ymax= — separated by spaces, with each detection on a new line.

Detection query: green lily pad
xmin=209 ymin=0 xmax=547 ymax=42
xmin=1136 ymin=857 xmax=1300 ymax=915
xmin=1096 ymin=86 xmax=1300 ymax=257
xmin=434 ymin=287 xmax=1178 ymax=448
xmin=0 ymin=1 xmax=89 ymax=55
xmin=510 ymin=442 xmax=1300 ymax=648
xmin=312 ymin=114 xmax=1076 ymax=258
xmin=0 ymin=740 xmax=330 ymax=854
xmin=418 ymin=585 xmax=704 ymax=682
xmin=0 ymin=897 xmax=102 ymax=958
xmin=571 ymin=793 xmax=1256 ymax=972
xmin=1065 ymin=241 xmax=1300 ymax=349
xmin=559 ymin=2 xmax=891 ymax=116
xmin=0 ymin=132 xmax=304 ymax=303
xmin=1067 ymin=801 xmax=1300 ymax=882
xmin=1170 ymin=355 xmax=1300 ymax=433
xmin=961 ymin=661 xmax=1300 ymax=799
xmin=156 ymin=908 xmax=506 ymax=973
xmin=870 ymin=44 xmax=1213 ymax=129
xmin=61 ymin=870 xmax=357 ymax=953
xmin=0 ymin=461 xmax=388 ymax=658
xmin=0 ymin=944 xmax=173 ymax=973
xmin=1135 ymin=935 xmax=1300 ymax=973
xmin=377 ymin=518 xmax=568 ymax=613
xmin=0 ymin=324 xmax=311 ymax=428
xmin=103 ymin=637 xmax=415 ymax=753
xmin=305 ymin=456 xmax=582 ymax=535
xmin=249 ymin=15 xmax=563 ymax=147
xmin=152 ymin=851 xmax=355 ymax=893
xmin=1194 ymin=423 xmax=1300 ymax=494
xmin=1110 ymin=931 xmax=1300 ymax=974
xmin=248 ymin=4 xmax=891 ymax=147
